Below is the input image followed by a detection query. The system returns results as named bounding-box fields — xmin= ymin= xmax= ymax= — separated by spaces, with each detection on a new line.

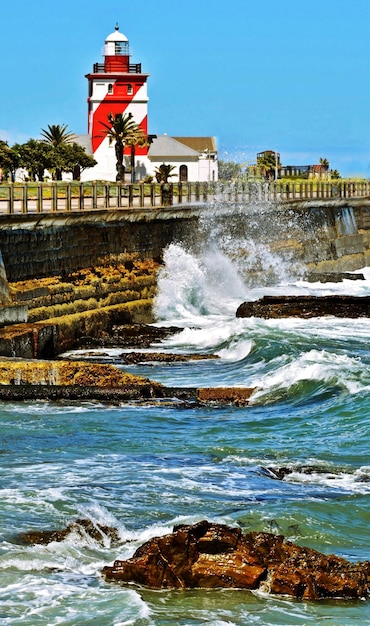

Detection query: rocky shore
xmin=101 ymin=520 xmax=369 ymax=600
xmin=236 ymin=294 xmax=370 ymax=319
xmin=16 ymin=518 xmax=368 ymax=601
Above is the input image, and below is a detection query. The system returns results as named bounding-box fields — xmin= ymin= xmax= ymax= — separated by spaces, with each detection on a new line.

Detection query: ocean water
xmin=0 ymin=241 xmax=370 ymax=625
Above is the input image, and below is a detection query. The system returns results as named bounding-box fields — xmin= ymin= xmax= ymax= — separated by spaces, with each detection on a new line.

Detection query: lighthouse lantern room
xmin=85 ymin=24 xmax=150 ymax=181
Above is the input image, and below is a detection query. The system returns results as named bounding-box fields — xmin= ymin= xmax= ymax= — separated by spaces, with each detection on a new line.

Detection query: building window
xmin=127 ymin=84 xmax=133 ymax=95
xmin=180 ymin=165 xmax=188 ymax=182
xmin=108 ymin=84 xmax=113 ymax=94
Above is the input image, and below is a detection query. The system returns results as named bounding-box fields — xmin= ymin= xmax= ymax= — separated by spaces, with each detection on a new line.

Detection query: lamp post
xmin=275 ymin=151 xmax=278 ymax=181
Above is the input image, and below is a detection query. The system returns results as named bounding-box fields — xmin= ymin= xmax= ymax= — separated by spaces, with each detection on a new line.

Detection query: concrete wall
xmin=0 ymin=199 xmax=370 ymax=283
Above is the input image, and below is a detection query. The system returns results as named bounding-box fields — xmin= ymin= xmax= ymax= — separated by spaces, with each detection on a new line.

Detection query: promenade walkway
xmin=0 ymin=180 xmax=369 ymax=216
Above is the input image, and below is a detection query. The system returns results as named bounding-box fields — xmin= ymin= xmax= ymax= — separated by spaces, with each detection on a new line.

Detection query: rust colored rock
xmin=102 ymin=520 xmax=369 ymax=600
xmin=236 ymin=295 xmax=370 ymax=319
xmin=197 ymin=387 xmax=256 ymax=405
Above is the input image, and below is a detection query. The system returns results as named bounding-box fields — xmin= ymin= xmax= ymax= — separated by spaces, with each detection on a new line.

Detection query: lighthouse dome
xmin=105 ymin=27 xmax=128 ymax=43
xmin=104 ymin=25 xmax=129 ymax=56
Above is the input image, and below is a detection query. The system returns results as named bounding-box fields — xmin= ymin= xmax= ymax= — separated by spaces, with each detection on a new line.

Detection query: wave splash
xmin=154 ymin=243 xmax=247 ymax=322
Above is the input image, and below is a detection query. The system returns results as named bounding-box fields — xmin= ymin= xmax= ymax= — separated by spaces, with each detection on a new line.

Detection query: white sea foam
xmin=248 ymin=348 xmax=370 ymax=402
xmin=154 ymin=243 xmax=247 ymax=322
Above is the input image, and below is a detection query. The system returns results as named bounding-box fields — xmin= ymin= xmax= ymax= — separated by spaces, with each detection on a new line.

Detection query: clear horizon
xmin=1 ymin=0 xmax=370 ymax=177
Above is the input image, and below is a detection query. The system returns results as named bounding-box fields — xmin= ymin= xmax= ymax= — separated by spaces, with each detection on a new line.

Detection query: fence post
xmin=178 ymin=182 xmax=183 ymax=204
xmin=150 ymin=183 xmax=155 ymax=207
xmin=139 ymin=183 xmax=145 ymax=207
xmin=117 ymin=183 xmax=122 ymax=208
xmin=37 ymin=183 xmax=42 ymax=213
xmin=105 ymin=184 xmax=110 ymax=208
xmin=8 ymin=184 xmax=14 ymax=215
xmin=21 ymin=184 xmax=27 ymax=214
xmin=51 ymin=183 xmax=57 ymax=212
xmin=128 ymin=184 xmax=134 ymax=207
xmin=66 ymin=183 xmax=71 ymax=211
xmin=92 ymin=181 xmax=97 ymax=208
xmin=187 ymin=183 xmax=192 ymax=203
xmin=78 ymin=183 xmax=84 ymax=210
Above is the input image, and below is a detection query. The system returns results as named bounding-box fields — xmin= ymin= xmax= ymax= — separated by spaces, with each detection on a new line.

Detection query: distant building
xmin=256 ymin=150 xmax=329 ymax=180
xmin=80 ymin=26 xmax=218 ymax=182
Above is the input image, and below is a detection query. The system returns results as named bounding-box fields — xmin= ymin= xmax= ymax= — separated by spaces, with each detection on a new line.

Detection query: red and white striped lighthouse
xmin=85 ymin=24 xmax=149 ymax=180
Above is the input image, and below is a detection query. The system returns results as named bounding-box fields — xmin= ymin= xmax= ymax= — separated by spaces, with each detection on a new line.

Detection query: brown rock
xmin=17 ymin=518 xmax=121 ymax=547
xmin=236 ymin=295 xmax=370 ymax=319
xmin=197 ymin=387 xmax=256 ymax=405
xmin=102 ymin=520 xmax=369 ymax=600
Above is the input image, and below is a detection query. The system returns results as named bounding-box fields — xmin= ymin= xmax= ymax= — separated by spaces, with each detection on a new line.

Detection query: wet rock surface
xmin=102 ymin=520 xmax=369 ymax=600
xmin=66 ymin=350 xmax=219 ymax=365
xmin=76 ymin=324 xmax=182 ymax=350
xmin=304 ymin=271 xmax=365 ymax=283
xmin=197 ymin=387 xmax=256 ymax=406
xmin=236 ymin=295 xmax=370 ymax=319
xmin=17 ymin=518 xmax=121 ymax=547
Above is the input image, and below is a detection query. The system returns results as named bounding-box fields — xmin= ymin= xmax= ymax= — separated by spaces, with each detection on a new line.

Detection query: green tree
xmin=330 ymin=168 xmax=341 ymax=179
xmin=257 ymin=152 xmax=280 ymax=180
xmin=218 ymin=160 xmax=242 ymax=181
xmin=16 ymin=139 xmax=53 ymax=181
xmin=53 ymin=143 xmax=97 ymax=180
xmin=41 ymin=124 xmax=75 ymax=179
xmin=100 ymin=112 xmax=138 ymax=182
xmin=154 ymin=163 xmax=176 ymax=183
xmin=0 ymin=141 xmax=20 ymax=181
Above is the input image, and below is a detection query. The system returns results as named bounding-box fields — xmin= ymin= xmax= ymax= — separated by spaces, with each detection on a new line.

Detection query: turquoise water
xmin=0 ymin=243 xmax=370 ymax=625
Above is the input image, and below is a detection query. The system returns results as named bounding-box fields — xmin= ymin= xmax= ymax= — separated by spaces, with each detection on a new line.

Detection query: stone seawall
xmin=0 ymin=199 xmax=370 ymax=358
xmin=0 ymin=208 xmax=199 ymax=282
xmin=1 ymin=200 xmax=370 ymax=283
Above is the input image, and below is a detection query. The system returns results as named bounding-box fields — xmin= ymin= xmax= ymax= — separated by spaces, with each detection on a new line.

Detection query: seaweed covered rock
xmin=102 ymin=520 xmax=369 ymax=600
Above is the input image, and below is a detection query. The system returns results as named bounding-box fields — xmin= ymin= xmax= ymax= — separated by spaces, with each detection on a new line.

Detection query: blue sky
xmin=1 ymin=0 xmax=370 ymax=176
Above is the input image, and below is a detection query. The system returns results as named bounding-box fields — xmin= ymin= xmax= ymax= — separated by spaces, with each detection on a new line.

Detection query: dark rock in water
xmin=17 ymin=518 xmax=121 ymax=547
xmin=305 ymin=272 xmax=365 ymax=283
xmin=119 ymin=352 xmax=219 ymax=365
xmin=102 ymin=520 xmax=369 ymax=600
xmin=76 ymin=324 xmax=183 ymax=350
xmin=260 ymin=465 xmax=334 ymax=480
xmin=236 ymin=295 xmax=370 ymax=319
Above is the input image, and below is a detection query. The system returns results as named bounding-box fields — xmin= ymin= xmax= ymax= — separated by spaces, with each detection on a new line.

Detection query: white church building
xmin=80 ymin=25 xmax=218 ymax=183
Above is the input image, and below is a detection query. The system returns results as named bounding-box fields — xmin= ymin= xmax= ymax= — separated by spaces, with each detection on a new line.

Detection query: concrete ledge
xmin=0 ymin=304 xmax=28 ymax=327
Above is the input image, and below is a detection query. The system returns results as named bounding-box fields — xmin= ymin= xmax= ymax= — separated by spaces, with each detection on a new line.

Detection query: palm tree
xmin=40 ymin=124 xmax=75 ymax=147
xmin=40 ymin=124 xmax=75 ymax=180
xmin=154 ymin=163 xmax=176 ymax=183
xmin=319 ymin=157 xmax=330 ymax=170
xmin=100 ymin=112 xmax=137 ymax=182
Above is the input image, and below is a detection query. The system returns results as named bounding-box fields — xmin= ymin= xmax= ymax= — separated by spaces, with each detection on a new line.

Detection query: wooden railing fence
xmin=0 ymin=180 xmax=369 ymax=216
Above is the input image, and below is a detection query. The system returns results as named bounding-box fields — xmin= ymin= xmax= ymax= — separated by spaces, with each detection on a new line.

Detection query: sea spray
xmin=154 ymin=243 xmax=247 ymax=322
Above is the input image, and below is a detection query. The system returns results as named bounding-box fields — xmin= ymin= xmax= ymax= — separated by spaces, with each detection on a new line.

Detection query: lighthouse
xmin=85 ymin=24 xmax=150 ymax=181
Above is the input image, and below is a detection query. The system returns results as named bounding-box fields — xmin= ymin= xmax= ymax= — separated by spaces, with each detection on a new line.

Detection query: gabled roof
xmin=148 ymin=135 xmax=200 ymax=158
xmin=173 ymin=137 xmax=217 ymax=152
